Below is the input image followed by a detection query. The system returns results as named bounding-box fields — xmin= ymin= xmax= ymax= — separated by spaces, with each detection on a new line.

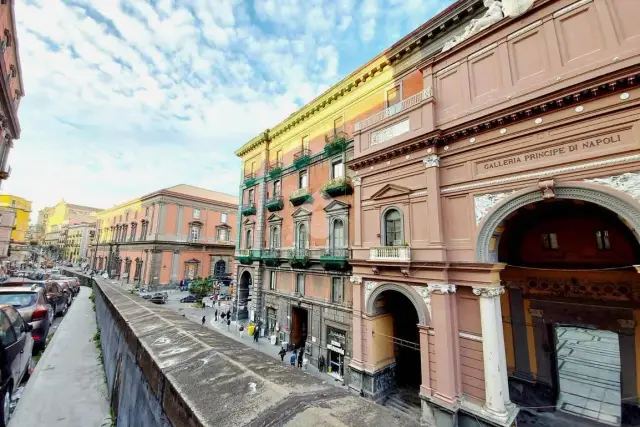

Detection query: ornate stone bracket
xmin=427 ymin=283 xmax=456 ymax=294
xmin=352 ymin=177 xmax=362 ymax=187
xmin=472 ymin=285 xmax=505 ymax=298
xmin=423 ymin=154 xmax=440 ymax=169
xmin=412 ymin=285 xmax=432 ymax=318
xmin=350 ymin=275 xmax=363 ymax=284
xmin=539 ymin=179 xmax=555 ymax=199
xmin=364 ymin=281 xmax=377 ymax=305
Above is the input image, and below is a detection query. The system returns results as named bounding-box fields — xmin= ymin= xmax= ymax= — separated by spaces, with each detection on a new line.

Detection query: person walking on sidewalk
xmin=226 ymin=309 xmax=231 ymax=321
xmin=297 ymin=348 xmax=304 ymax=369
xmin=202 ymin=315 xmax=206 ymax=326
xmin=253 ymin=325 xmax=259 ymax=343
xmin=227 ymin=318 xmax=231 ymax=331
xmin=214 ymin=309 xmax=218 ymax=321
xmin=290 ymin=352 xmax=296 ymax=367
xmin=278 ymin=346 xmax=286 ymax=362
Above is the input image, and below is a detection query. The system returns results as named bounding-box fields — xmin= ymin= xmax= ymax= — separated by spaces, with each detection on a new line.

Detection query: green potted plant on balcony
xmin=324 ymin=132 xmax=348 ymax=157
xmin=288 ymin=249 xmax=309 ymax=268
xmin=261 ymin=249 xmax=281 ymax=267
xmin=241 ymin=204 xmax=256 ymax=216
xmin=289 ymin=188 xmax=311 ymax=206
xmin=268 ymin=162 xmax=283 ymax=179
xmin=293 ymin=149 xmax=311 ymax=170
xmin=320 ymin=177 xmax=353 ymax=198
xmin=244 ymin=174 xmax=258 ymax=187
xmin=265 ymin=196 xmax=284 ymax=212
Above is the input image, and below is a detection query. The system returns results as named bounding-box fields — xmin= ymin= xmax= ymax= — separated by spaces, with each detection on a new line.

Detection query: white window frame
xmin=296 ymin=273 xmax=305 ymax=295
xmin=270 ymin=271 xmax=276 ymax=290
xmin=331 ymin=158 xmax=344 ymax=179
xmin=190 ymin=225 xmax=200 ymax=242
xmin=298 ymin=170 xmax=308 ymax=189
xmin=221 ymin=212 xmax=228 ymax=223
xmin=384 ymin=82 xmax=403 ymax=109
xmin=193 ymin=208 xmax=201 ymax=219
xmin=331 ymin=277 xmax=344 ymax=304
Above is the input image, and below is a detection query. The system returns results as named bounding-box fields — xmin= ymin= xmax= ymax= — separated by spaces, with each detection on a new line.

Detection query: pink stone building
xmin=90 ymin=185 xmax=237 ymax=286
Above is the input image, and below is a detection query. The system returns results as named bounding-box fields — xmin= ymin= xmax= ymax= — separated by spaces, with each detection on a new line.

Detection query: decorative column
xmin=353 ymin=177 xmax=362 ymax=247
xmin=349 ymin=275 xmax=364 ymax=368
xmin=473 ymin=286 xmax=510 ymax=419
xmin=428 ymin=283 xmax=459 ymax=406
xmin=423 ymin=155 xmax=446 ymax=258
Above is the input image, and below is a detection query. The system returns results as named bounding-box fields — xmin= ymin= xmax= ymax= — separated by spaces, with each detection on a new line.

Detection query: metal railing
xmin=290 ymin=187 xmax=310 ymax=199
xmin=369 ymin=246 xmax=411 ymax=262
xmin=354 ymin=88 xmax=432 ymax=131
xmin=269 ymin=160 xmax=283 ymax=171
xmin=322 ymin=248 xmax=350 ymax=258
xmin=293 ymin=148 xmax=311 ymax=160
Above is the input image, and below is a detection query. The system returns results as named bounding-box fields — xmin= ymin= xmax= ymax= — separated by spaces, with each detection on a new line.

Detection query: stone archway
xmin=476 ymin=183 xmax=640 ymax=262
xmin=365 ymin=282 xmax=431 ymax=326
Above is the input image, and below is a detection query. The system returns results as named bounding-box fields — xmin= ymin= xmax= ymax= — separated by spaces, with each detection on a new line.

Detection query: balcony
xmin=244 ymin=172 xmax=258 ymax=187
xmin=369 ymin=246 xmax=411 ymax=262
xmin=321 ymin=177 xmax=353 ymax=198
xmin=0 ymin=165 xmax=10 ymax=180
xmin=237 ymin=248 xmax=259 ymax=265
xmin=293 ymin=148 xmax=311 ymax=170
xmin=320 ymin=248 xmax=350 ymax=271
xmin=324 ymin=132 xmax=348 ymax=157
xmin=261 ymin=248 xmax=282 ymax=266
xmin=241 ymin=202 xmax=256 ymax=216
xmin=354 ymin=88 xmax=432 ymax=132
xmin=268 ymin=161 xmax=283 ymax=179
xmin=265 ymin=195 xmax=284 ymax=212
xmin=287 ymin=248 xmax=310 ymax=268
xmin=289 ymin=187 xmax=310 ymax=206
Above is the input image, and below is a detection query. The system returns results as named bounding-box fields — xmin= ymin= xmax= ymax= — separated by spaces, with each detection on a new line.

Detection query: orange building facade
xmin=0 ymin=0 xmax=24 ymax=188
xmin=90 ymin=185 xmax=237 ymax=286
xmin=236 ymin=0 xmax=640 ymax=426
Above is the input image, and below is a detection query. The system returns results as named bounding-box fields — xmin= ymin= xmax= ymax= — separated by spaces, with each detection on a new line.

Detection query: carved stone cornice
xmin=427 ymin=283 xmax=456 ymax=294
xmin=352 ymin=177 xmax=362 ymax=187
xmin=472 ymin=286 xmax=505 ymax=298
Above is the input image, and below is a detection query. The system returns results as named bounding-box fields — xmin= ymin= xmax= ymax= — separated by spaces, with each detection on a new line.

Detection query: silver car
xmin=0 ymin=287 xmax=51 ymax=353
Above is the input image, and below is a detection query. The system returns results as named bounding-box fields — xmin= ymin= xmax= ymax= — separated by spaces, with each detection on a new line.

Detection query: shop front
xmin=326 ymin=327 xmax=347 ymax=380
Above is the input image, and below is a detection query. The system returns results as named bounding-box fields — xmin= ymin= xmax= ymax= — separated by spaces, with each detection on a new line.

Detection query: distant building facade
xmin=0 ymin=1 xmax=25 ymax=189
xmin=0 ymin=194 xmax=30 ymax=263
xmin=91 ymin=184 xmax=237 ymax=286
xmin=0 ymin=207 xmax=14 ymax=259
xmin=42 ymin=200 xmax=101 ymax=255
xmin=62 ymin=222 xmax=95 ymax=263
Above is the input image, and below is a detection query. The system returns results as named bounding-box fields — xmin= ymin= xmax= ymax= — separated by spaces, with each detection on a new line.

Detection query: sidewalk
xmin=10 ymin=287 xmax=111 ymax=427
xmin=182 ymin=304 xmax=350 ymax=390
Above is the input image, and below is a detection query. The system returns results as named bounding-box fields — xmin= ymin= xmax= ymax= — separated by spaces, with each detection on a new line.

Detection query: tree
xmin=189 ymin=276 xmax=214 ymax=301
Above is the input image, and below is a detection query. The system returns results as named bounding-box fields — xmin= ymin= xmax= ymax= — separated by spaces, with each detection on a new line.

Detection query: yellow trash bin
xmin=247 ymin=324 xmax=255 ymax=337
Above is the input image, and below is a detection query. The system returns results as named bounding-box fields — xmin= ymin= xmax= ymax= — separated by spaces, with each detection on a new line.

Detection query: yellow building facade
xmin=0 ymin=194 xmax=31 ymax=242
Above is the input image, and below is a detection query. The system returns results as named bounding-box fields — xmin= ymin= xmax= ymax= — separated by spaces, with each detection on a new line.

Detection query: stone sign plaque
xmin=475 ymin=129 xmax=633 ymax=177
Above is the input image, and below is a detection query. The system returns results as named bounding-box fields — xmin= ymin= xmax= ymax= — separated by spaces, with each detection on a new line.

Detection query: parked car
xmin=180 ymin=295 xmax=197 ymax=303
xmin=0 ymin=304 xmax=34 ymax=426
xmin=1 ymin=278 xmax=46 ymax=288
xmin=56 ymin=280 xmax=74 ymax=305
xmin=58 ymin=276 xmax=80 ymax=296
xmin=45 ymin=282 xmax=68 ymax=317
xmin=0 ymin=287 xmax=51 ymax=352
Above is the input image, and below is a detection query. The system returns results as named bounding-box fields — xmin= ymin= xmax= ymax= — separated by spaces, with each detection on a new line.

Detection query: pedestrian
xmin=201 ymin=315 xmax=206 ymax=326
xmin=253 ymin=325 xmax=259 ymax=343
xmin=226 ymin=309 xmax=231 ymax=320
xmin=220 ymin=312 xmax=226 ymax=322
xmin=318 ymin=354 xmax=325 ymax=373
xmin=297 ymin=348 xmax=303 ymax=369
xmin=290 ymin=352 xmax=296 ymax=367
xmin=214 ymin=309 xmax=218 ymax=321
xmin=278 ymin=346 xmax=286 ymax=362
xmin=227 ymin=318 xmax=231 ymax=331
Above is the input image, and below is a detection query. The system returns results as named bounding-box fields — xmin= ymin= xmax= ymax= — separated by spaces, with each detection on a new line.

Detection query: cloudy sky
xmin=7 ymin=0 xmax=452 ymax=221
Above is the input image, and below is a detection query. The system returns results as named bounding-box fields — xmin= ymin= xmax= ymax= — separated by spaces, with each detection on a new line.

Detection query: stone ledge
xmin=79 ymin=272 xmax=420 ymax=427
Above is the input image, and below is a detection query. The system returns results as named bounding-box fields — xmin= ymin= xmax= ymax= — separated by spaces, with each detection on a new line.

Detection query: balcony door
xmin=384 ymin=209 xmax=402 ymax=246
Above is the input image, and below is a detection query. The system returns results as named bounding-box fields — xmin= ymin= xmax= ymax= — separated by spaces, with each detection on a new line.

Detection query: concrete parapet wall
xmin=63 ymin=269 xmax=420 ymax=427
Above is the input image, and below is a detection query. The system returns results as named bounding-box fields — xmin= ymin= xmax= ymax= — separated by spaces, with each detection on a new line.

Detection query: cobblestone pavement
xmin=555 ymin=326 xmax=621 ymax=426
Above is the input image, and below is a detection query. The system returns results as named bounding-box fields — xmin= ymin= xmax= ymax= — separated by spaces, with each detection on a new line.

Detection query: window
xmin=221 ymin=213 xmax=228 ymax=223
xmin=333 ymin=117 xmax=344 ymax=134
xmin=5 ymin=306 xmax=24 ymax=339
xmin=251 ymin=161 xmax=256 ymax=174
xmin=270 ymin=271 xmax=276 ymax=290
xmin=190 ymin=225 xmax=200 ymax=242
xmin=331 ymin=277 xmax=344 ymax=304
xmin=122 ymin=225 xmax=128 ymax=242
xmin=216 ymin=227 xmax=228 ymax=241
xmin=0 ymin=310 xmax=16 ymax=346
xmin=246 ymin=229 xmax=253 ymax=249
xmin=248 ymin=189 xmax=254 ymax=203
xmin=193 ymin=208 xmax=201 ymax=219
xmin=125 ymin=212 xmax=129 ymax=221
xmin=145 ymin=207 xmax=149 ymax=216
xmin=296 ymin=274 xmax=305 ymax=294
xmin=332 ymin=219 xmax=345 ymax=248
xmin=302 ymin=135 xmax=309 ymax=151
xmin=297 ymin=223 xmax=307 ymax=249
xmin=541 ymin=233 xmax=559 ymax=250
xmin=140 ymin=221 xmax=148 ymax=240
xmin=596 ymin=230 xmax=611 ymax=250
xmin=10 ymin=200 xmax=14 ymax=207
xmin=276 ymin=150 xmax=283 ymax=162
xmin=384 ymin=209 xmax=403 ymax=246
xmin=331 ymin=159 xmax=344 ymax=178
xmin=270 ymin=226 xmax=280 ymax=248
xmin=299 ymin=171 xmax=308 ymax=189
xmin=386 ymin=84 xmax=401 ymax=107
xmin=130 ymin=223 xmax=137 ymax=241
xmin=273 ymin=180 xmax=281 ymax=197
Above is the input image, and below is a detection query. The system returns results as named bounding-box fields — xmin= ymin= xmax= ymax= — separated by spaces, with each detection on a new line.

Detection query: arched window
xmin=332 ymin=219 xmax=344 ymax=248
xmin=297 ymin=223 xmax=307 ymax=249
xmin=246 ymin=229 xmax=253 ymax=249
xmin=384 ymin=209 xmax=403 ymax=246
xmin=270 ymin=226 xmax=280 ymax=248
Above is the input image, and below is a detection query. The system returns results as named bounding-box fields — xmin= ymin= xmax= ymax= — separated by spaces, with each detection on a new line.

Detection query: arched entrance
xmin=367 ymin=284 xmax=427 ymax=414
xmin=238 ymin=270 xmax=252 ymax=320
xmin=481 ymin=189 xmax=640 ymax=426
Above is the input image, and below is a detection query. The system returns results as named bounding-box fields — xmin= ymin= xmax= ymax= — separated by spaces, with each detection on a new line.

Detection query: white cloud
xmin=7 ymin=0 xmax=454 ymax=220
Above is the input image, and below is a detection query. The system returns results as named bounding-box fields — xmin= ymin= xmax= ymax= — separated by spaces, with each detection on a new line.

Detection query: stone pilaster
xmin=353 ymin=177 xmax=362 ymax=247
xmin=176 ymin=205 xmax=183 ymax=237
